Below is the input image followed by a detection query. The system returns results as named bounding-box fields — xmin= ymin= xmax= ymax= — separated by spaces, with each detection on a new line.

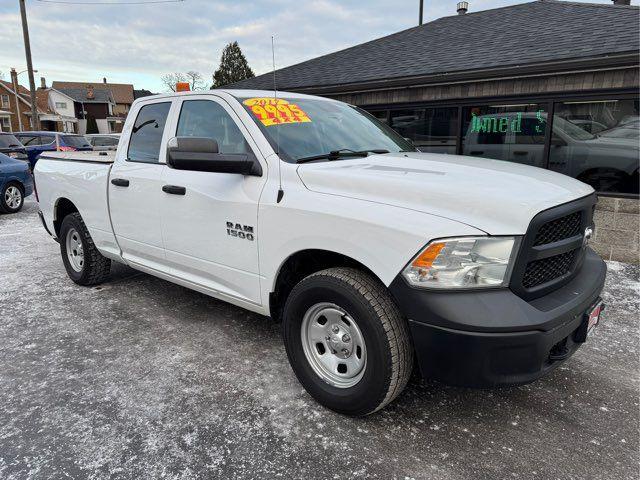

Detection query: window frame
xmin=169 ymin=95 xmax=263 ymax=165
xmin=126 ymin=100 xmax=173 ymax=164
xmin=1 ymin=95 xmax=9 ymax=109
xmin=364 ymin=88 xmax=638 ymax=198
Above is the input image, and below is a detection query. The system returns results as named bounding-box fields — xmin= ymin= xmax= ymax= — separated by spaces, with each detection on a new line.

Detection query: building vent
xmin=457 ymin=2 xmax=469 ymax=15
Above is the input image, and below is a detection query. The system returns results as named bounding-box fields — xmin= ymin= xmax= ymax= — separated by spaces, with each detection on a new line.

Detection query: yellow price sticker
xmin=243 ymin=97 xmax=312 ymax=127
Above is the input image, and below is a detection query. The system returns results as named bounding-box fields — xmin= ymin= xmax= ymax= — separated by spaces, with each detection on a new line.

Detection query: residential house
xmin=0 ymin=78 xmax=44 ymax=133
xmin=56 ymin=85 xmax=117 ymax=134
xmin=53 ymin=78 xmax=134 ymax=131
xmin=36 ymin=78 xmax=78 ymax=133
xmin=232 ymin=0 xmax=640 ymax=263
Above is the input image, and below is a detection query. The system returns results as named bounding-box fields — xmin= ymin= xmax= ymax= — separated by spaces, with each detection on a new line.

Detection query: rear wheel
xmin=282 ymin=267 xmax=413 ymax=416
xmin=60 ymin=212 xmax=111 ymax=285
xmin=0 ymin=182 xmax=24 ymax=213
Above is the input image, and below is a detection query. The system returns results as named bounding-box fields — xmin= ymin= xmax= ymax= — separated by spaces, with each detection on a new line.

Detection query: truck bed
xmin=34 ymin=152 xmax=120 ymax=260
xmin=39 ymin=150 xmax=115 ymax=164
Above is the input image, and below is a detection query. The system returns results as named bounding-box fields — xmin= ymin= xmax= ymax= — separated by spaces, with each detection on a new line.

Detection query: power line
xmin=36 ymin=0 xmax=184 ymax=5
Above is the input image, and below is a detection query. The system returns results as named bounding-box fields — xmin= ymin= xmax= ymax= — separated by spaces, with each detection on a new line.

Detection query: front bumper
xmin=389 ymin=248 xmax=607 ymax=387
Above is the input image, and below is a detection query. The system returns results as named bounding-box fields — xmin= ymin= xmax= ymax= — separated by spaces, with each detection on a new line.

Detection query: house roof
xmin=0 ymin=80 xmax=46 ymax=114
xmin=230 ymin=0 xmax=640 ymax=92
xmin=52 ymin=81 xmax=134 ymax=104
xmin=57 ymin=87 xmax=115 ymax=104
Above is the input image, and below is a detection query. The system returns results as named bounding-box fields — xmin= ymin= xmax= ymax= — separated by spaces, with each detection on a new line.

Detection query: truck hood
xmin=296 ymin=152 xmax=593 ymax=235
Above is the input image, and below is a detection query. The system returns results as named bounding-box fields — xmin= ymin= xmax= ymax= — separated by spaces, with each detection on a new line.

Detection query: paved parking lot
xmin=1 ymin=199 xmax=638 ymax=480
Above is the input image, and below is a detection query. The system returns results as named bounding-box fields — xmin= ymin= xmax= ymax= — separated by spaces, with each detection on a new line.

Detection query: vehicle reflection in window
xmin=462 ymin=104 xmax=547 ymax=167
xmin=390 ymin=108 xmax=458 ymax=154
xmin=549 ymin=100 xmax=639 ymax=195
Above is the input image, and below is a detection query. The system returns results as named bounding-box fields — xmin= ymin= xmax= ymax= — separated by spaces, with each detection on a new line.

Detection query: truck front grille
xmin=533 ymin=212 xmax=582 ymax=246
xmin=510 ymin=194 xmax=596 ymax=300
xmin=522 ymin=250 xmax=578 ymax=289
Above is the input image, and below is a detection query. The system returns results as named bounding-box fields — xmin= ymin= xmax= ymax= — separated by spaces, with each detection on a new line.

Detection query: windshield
xmin=554 ymin=116 xmax=595 ymax=141
xmin=0 ymin=134 xmax=23 ymax=148
xmin=62 ymin=135 xmax=91 ymax=148
xmin=238 ymin=96 xmax=415 ymax=162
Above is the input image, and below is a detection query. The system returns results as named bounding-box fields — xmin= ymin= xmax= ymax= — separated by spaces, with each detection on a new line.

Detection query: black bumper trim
xmin=390 ymin=248 xmax=606 ymax=387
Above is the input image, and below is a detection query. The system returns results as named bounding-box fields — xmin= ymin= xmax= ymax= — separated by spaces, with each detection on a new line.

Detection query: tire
xmin=59 ymin=212 xmax=111 ymax=286
xmin=0 ymin=182 xmax=24 ymax=214
xmin=282 ymin=267 xmax=413 ymax=416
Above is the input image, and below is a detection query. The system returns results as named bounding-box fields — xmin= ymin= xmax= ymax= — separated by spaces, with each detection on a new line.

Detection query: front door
xmin=159 ymin=96 xmax=266 ymax=305
xmin=109 ymin=100 xmax=173 ymax=272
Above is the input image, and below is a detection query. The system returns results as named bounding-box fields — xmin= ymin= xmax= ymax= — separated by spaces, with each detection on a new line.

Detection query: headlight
xmin=402 ymin=236 xmax=520 ymax=289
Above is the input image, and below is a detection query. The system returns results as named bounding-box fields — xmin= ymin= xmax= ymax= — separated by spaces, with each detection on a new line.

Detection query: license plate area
xmin=574 ymin=299 xmax=605 ymax=343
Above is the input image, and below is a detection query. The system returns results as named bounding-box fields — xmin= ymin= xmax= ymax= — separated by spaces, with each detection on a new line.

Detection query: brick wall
xmin=592 ymin=197 xmax=640 ymax=264
xmin=0 ymin=90 xmax=35 ymax=132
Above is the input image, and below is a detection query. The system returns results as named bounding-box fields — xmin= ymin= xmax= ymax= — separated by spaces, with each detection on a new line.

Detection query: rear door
xmin=159 ymin=95 xmax=266 ymax=305
xmin=109 ymin=100 xmax=174 ymax=272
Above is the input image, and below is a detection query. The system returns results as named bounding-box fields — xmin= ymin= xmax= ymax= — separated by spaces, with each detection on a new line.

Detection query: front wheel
xmin=59 ymin=212 xmax=111 ymax=285
xmin=282 ymin=267 xmax=413 ymax=416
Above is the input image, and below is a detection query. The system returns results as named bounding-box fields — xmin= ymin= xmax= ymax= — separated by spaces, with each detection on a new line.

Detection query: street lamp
xmin=12 ymin=68 xmax=37 ymax=132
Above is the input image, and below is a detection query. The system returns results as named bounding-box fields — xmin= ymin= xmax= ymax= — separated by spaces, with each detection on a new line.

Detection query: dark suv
xmin=14 ymin=132 xmax=92 ymax=168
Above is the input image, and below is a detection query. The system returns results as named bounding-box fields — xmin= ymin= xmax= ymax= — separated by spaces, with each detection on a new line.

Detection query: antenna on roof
xmin=272 ymin=35 xmax=284 ymax=204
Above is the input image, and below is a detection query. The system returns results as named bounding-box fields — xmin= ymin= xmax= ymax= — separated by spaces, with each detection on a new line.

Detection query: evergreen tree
xmin=212 ymin=42 xmax=254 ymax=88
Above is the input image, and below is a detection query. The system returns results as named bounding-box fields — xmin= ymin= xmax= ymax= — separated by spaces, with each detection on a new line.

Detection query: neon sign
xmin=471 ymin=110 xmax=545 ymax=134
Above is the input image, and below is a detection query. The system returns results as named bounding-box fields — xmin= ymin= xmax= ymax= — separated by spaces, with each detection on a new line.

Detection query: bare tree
xmin=160 ymin=71 xmax=205 ymax=92
xmin=160 ymin=72 xmax=186 ymax=92
xmin=185 ymin=71 xmax=205 ymax=91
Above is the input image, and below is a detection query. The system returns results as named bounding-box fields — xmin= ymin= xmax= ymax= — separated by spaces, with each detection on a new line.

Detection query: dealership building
xmin=232 ymin=0 xmax=640 ymax=263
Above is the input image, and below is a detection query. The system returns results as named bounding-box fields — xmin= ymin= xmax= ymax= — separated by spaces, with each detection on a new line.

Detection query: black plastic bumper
xmin=389 ymin=248 xmax=607 ymax=387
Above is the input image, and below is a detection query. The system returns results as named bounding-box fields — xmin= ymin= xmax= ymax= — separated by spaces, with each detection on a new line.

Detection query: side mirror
xmin=166 ymin=137 xmax=262 ymax=176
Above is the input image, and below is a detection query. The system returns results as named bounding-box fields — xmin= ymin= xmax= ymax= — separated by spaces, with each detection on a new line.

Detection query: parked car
xmin=86 ymin=134 xmax=120 ymax=151
xmin=0 ymin=132 xmax=30 ymax=164
xmin=14 ymin=132 xmax=93 ymax=168
xmin=34 ymin=90 xmax=606 ymax=416
xmin=0 ymin=152 xmax=33 ymax=213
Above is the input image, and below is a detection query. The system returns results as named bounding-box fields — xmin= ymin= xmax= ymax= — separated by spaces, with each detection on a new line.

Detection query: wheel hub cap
xmin=301 ymin=303 xmax=367 ymax=388
xmin=65 ymin=228 xmax=85 ymax=272
xmin=5 ymin=186 xmax=21 ymax=209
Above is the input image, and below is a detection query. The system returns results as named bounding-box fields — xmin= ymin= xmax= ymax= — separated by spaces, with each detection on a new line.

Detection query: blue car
xmin=0 ymin=152 xmax=33 ymax=213
xmin=14 ymin=131 xmax=92 ymax=168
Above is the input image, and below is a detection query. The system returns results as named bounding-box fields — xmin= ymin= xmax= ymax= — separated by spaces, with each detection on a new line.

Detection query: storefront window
xmin=461 ymin=104 xmax=547 ymax=168
xmin=549 ymin=100 xmax=639 ymax=195
xmin=390 ymin=108 xmax=458 ymax=154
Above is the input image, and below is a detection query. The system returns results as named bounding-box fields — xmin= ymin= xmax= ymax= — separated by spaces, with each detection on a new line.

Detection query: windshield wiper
xmin=296 ymin=148 xmax=389 ymax=164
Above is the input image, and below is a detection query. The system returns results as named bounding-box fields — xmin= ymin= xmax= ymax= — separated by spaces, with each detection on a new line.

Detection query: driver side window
xmin=176 ymin=100 xmax=251 ymax=154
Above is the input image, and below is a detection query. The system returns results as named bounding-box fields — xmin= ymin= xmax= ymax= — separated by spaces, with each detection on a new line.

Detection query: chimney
xmin=612 ymin=0 xmax=631 ymax=4
xmin=457 ymin=1 xmax=469 ymax=14
xmin=86 ymin=85 xmax=95 ymax=99
xmin=40 ymin=77 xmax=46 ymax=89
xmin=10 ymin=68 xmax=18 ymax=92
xmin=103 ymin=77 xmax=107 ymax=84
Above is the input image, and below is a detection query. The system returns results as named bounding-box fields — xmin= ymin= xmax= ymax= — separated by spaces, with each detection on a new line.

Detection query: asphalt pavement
xmin=1 ymin=199 xmax=638 ymax=480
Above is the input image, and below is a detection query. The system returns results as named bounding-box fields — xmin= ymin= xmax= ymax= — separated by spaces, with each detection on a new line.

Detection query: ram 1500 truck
xmin=34 ymin=90 xmax=607 ymax=416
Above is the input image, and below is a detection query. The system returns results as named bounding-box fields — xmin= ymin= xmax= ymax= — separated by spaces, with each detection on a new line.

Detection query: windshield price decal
xmin=243 ymin=97 xmax=311 ymax=127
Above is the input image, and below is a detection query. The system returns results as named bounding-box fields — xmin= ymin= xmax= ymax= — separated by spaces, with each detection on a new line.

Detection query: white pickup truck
xmin=34 ymin=89 xmax=606 ymax=416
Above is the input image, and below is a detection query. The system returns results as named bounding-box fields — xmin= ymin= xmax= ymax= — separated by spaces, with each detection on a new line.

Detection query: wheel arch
xmin=269 ymin=248 xmax=385 ymax=322
xmin=53 ymin=197 xmax=80 ymax=237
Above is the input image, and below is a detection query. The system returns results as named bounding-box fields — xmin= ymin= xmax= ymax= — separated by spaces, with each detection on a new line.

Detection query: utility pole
xmin=419 ymin=0 xmax=424 ymax=25
xmin=18 ymin=0 xmax=39 ymax=131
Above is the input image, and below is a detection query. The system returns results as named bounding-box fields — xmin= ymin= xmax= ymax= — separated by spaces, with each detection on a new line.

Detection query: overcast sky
xmin=0 ymin=0 xmax=636 ymax=93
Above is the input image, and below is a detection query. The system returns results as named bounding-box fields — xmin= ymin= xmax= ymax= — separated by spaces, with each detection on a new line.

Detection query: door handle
xmin=111 ymin=178 xmax=129 ymax=187
xmin=470 ymin=150 xmax=484 ymax=156
xmin=162 ymin=185 xmax=186 ymax=195
xmin=513 ymin=151 xmax=528 ymax=156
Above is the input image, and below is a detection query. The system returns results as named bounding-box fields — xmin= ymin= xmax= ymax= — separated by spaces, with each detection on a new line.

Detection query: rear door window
xmin=127 ymin=102 xmax=171 ymax=163
xmin=15 ymin=135 xmax=39 ymax=146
